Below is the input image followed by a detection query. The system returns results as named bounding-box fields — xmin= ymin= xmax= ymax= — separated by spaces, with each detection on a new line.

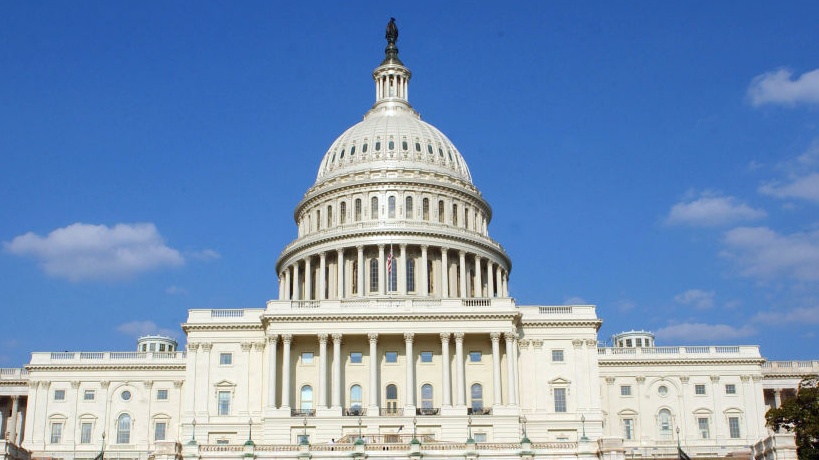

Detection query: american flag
xmin=387 ymin=245 xmax=393 ymax=274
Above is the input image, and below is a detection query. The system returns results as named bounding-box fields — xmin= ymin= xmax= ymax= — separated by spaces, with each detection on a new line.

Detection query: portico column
xmin=474 ymin=255 xmax=483 ymax=297
xmin=292 ymin=262 xmax=301 ymax=300
xmin=281 ymin=334 xmax=293 ymax=408
xmin=502 ymin=271 xmax=509 ymax=297
xmin=9 ymin=395 xmax=19 ymax=444
xmin=504 ymin=332 xmax=517 ymax=405
xmin=337 ymin=249 xmax=344 ymax=299
xmin=455 ymin=332 xmax=465 ymax=406
xmin=440 ymin=333 xmax=452 ymax=407
xmin=441 ymin=248 xmax=449 ymax=298
xmin=458 ymin=251 xmax=467 ymax=298
xmin=284 ymin=270 xmax=291 ymax=300
xmin=316 ymin=252 xmax=327 ymax=300
xmin=318 ymin=334 xmax=328 ymax=408
xmin=496 ymin=266 xmax=502 ymax=297
xmin=491 ymin=332 xmax=502 ymax=407
xmin=332 ymin=333 xmax=343 ymax=409
xmin=486 ymin=262 xmax=494 ymax=298
xmin=420 ymin=246 xmax=429 ymax=296
xmin=278 ymin=275 xmax=285 ymax=300
xmin=357 ymin=246 xmax=365 ymax=297
xmin=404 ymin=332 xmax=416 ymax=408
xmin=378 ymin=245 xmax=386 ymax=295
xmin=773 ymin=389 xmax=782 ymax=409
xmin=267 ymin=335 xmax=278 ymax=409
xmin=368 ymin=333 xmax=379 ymax=410
xmin=398 ymin=244 xmax=407 ymax=295
xmin=304 ymin=257 xmax=313 ymax=300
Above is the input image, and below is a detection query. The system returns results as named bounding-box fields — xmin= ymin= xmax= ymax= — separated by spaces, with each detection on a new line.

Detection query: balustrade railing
xmin=290 ymin=409 xmax=315 ymax=417
xmin=344 ymin=407 xmax=366 ymax=416
xmin=597 ymin=345 xmax=759 ymax=358
xmin=416 ymin=407 xmax=440 ymax=416
xmin=538 ymin=306 xmax=572 ymax=314
xmin=211 ymin=309 xmax=245 ymax=317
xmin=379 ymin=408 xmax=404 ymax=416
xmin=467 ymin=407 xmax=492 ymax=415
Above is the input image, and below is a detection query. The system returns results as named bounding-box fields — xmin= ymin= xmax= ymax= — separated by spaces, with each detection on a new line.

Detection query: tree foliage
xmin=766 ymin=376 xmax=819 ymax=460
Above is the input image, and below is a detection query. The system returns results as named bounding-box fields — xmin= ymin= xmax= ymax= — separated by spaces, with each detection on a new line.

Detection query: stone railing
xmin=187 ymin=308 xmax=265 ymax=323
xmin=267 ymin=297 xmax=517 ymax=312
xmin=29 ymin=351 xmax=186 ymax=365
xmin=597 ymin=345 xmax=761 ymax=359
xmin=0 ymin=368 xmax=29 ymax=380
xmin=762 ymin=360 xmax=819 ymax=375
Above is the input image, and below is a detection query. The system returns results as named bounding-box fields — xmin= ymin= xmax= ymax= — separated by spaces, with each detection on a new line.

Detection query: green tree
xmin=766 ymin=375 xmax=819 ymax=460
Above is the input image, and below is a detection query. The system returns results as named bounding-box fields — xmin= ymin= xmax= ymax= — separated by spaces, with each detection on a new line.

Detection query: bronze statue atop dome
xmin=386 ymin=18 xmax=398 ymax=45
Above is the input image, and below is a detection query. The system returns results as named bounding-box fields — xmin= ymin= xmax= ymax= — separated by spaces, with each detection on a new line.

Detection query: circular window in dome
xmin=121 ymin=390 xmax=132 ymax=401
xmin=658 ymin=385 xmax=668 ymax=397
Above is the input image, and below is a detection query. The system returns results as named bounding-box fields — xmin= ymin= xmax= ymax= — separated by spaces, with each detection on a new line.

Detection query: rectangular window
xmin=554 ymin=388 xmax=567 ymax=413
xmin=420 ymin=351 xmax=433 ymax=363
xmin=620 ymin=385 xmax=632 ymax=396
xmin=350 ymin=352 xmax=363 ymax=364
xmin=301 ymin=352 xmax=314 ymax=364
xmin=50 ymin=422 xmax=63 ymax=443
xmin=385 ymin=351 xmax=398 ymax=363
xmin=625 ymin=339 xmax=632 ymax=347
xmin=698 ymin=418 xmax=710 ymax=439
xmin=80 ymin=422 xmax=92 ymax=444
xmin=623 ymin=419 xmax=634 ymax=440
xmin=54 ymin=389 xmax=66 ymax=401
xmin=219 ymin=353 xmax=233 ymax=365
xmin=474 ymin=433 xmax=487 ymax=442
xmin=552 ymin=350 xmax=564 ymax=362
xmin=84 ymin=390 xmax=95 ymax=401
xmin=156 ymin=389 xmax=169 ymax=400
xmin=728 ymin=416 xmax=741 ymax=439
xmin=297 ymin=434 xmax=310 ymax=445
xmin=216 ymin=439 xmax=230 ymax=445
xmin=725 ymin=384 xmax=736 ymax=395
xmin=159 ymin=344 xmax=166 ymax=351
xmin=218 ymin=391 xmax=231 ymax=415
xmin=695 ymin=384 xmax=706 ymax=395
xmin=635 ymin=338 xmax=643 ymax=347
xmin=155 ymin=422 xmax=167 ymax=441
xmin=469 ymin=351 xmax=482 ymax=362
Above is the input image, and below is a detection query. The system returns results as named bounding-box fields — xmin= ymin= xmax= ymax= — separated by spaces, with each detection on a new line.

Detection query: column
xmin=284 ymin=269 xmax=291 ymax=300
xmin=319 ymin=252 xmax=327 ymax=300
xmin=496 ymin=266 xmax=502 ymax=297
xmin=441 ymin=248 xmax=449 ymax=298
xmin=420 ymin=246 xmax=429 ymax=296
xmin=398 ymin=244 xmax=407 ymax=295
xmin=440 ymin=333 xmax=452 ymax=407
xmin=318 ymin=334 xmax=328 ymax=409
xmin=267 ymin=335 xmax=279 ymax=409
xmin=9 ymin=395 xmax=19 ymax=444
xmin=474 ymin=255 xmax=483 ymax=297
xmin=773 ymin=389 xmax=781 ymax=409
xmin=491 ymin=332 xmax=502 ymax=406
xmin=404 ymin=332 xmax=416 ymax=408
xmin=378 ymin=245 xmax=386 ymax=295
xmin=458 ymin=251 xmax=467 ymax=298
xmin=502 ymin=271 xmax=509 ymax=297
xmin=455 ymin=332 xmax=465 ymax=406
xmin=332 ymin=333 xmax=342 ymax=409
xmin=368 ymin=333 xmax=379 ymax=410
xmin=292 ymin=262 xmax=301 ymax=300
xmin=487 ymin=261 xmax=494 ymax=298
xmin=278 ymin=275 xmax=285 ymax=300
xmin=305 ymin=257 xmax=313 ymax=300
xmin=336 ymin=249 xmax=344 ymax=299
xmin=281 ymin=334 xmax=293 ymax=408
xmin=504 ymin=332 xmax=517 ymax=405
xmin=357 ymin=246 xmax=365 ymax=297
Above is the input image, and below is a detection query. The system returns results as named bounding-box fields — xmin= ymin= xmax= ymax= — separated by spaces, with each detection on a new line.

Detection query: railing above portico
xmin=597 ymin=345 xmax=761 ymax=360
xmin=267 ymin=297 xmax=517 ymax=312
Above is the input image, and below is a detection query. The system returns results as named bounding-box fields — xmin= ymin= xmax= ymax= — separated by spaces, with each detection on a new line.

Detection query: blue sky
xmin=2 ymin=2 xmax=819 ymax=366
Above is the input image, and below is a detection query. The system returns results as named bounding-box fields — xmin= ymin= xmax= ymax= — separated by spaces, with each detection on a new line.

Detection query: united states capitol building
xmin=1 ymin=21 xmax=815 ymax=460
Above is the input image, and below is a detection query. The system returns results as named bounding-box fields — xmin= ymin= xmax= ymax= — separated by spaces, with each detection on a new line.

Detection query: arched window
xmin=405 ymin=196 xmax=413 ymax=218
xmin=406 ymin=258 xmax=415 ymax=293
xmin=371 ymin=197 xmax=379 ymax=219
xmin=402 ymin=140 xmax=408 ymax=151
xmin=385 ymin=384 xmax=399 ymax=415
xmin=375 ymin=140 xmax=381 ymax=151
xmin=355 ymin=199 xmax=362 ymax=221
xmin=438 ymin=201 xmax=445 ymax=223
xmin=301 ymin=386 xmax=314 ymax=413
xmin=388 ymin=254 xmax=397 ymax=292
xmin=388 ymin=140 xmax=395 ymax=150
xmin=658 ymin=409 xmax=672 ymax=439
xmin=340 ymin=202 xmax=347 ymax=225
xmin=327 ymin=205 xmax=333 ymax=227
xmin=464 ymin=207 xmax=469 ymax=229
xmin=471 ymin=384 xmax=483 ymax=414
xmin=116 ymin=413 xmax=131 ymax=444
xmin=388 ymin=196 xmax=396 ymax=218
xmin=427 ymin=260 xmax=434 ymax=294
xmin=422 ymin=198 xmax=429 ymax=220
xmin=349 ymin=385 xmax=363 ymax=414
xmin=352 ymin=260 xmax=358 ymax=294
xmin=369 ymin=259 xmax=379 ymax=292
xmin=452 ymin=204 xmax=458 ymax=226
xmin=421 ymin=384 xmax=433 ymax=411
xmin=316 ymin=209 xmax=321 ymax=230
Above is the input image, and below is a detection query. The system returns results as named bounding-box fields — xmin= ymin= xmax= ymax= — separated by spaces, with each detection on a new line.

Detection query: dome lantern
xmin=371 ymin=18 xmax=412 ymax=112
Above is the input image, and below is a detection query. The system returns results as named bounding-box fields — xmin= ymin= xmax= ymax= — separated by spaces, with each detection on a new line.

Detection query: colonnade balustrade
xmin=278 ymin=245 xmax=509 ymax=301
xmin=264 ymin=331 xmax=519 ymax=416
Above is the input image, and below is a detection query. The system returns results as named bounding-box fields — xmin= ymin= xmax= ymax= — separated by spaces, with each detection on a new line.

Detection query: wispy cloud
xmin=165 ymin=285 xmax=188 ymax=295
xmin=759 ymin=141 xmax=819 ymax=203
xmin=116 ymin=320 xmax=177 ymax=338
xmin=187 ymin=249 xmax=221 ymax=261
xmin=753 ymin=305 xmax=819 ymax=325
xmin=665 ymin=192 xmax=766 ymax=227
xmin=748 ymin=68 xmax=819 ymax=107
xmin=721 ymin=227 xmax=819 ymax=281
xmin=563 ymin=296 xmax=587 ymax=305
xmin=656 ymin=322 xmax=755 ymax=342
xmin=674 ymin=289 xmax=715 ymax=310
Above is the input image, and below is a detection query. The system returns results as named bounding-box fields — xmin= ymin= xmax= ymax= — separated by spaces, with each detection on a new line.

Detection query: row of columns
xmin=2 ymin=395 xmax=22 ymax=444
xmin=265 ymin=331 xmax=519 ymax=411
xmin=376 ymin=73 xmax=408 ymax=101
xmin=279 ymin=245 xmax=509 ymax=300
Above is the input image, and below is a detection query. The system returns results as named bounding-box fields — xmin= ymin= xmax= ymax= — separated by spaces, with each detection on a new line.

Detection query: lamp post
xmin=190 ymin=419 xmax=196 ymax=444
xmin=580 ymin=414 xmax=588 ymax=441
xmin=357 ymin=416 xmax=363 ymax=443
xmin=676 ymin=426 xmax=681 ymax=452
xmin=412 ymin=416 xmax=418 ymax=442
xmin=467 ymin=415 xmax=474 ymax=443
xmin=247 ymin=418 xmax=253 ymax=444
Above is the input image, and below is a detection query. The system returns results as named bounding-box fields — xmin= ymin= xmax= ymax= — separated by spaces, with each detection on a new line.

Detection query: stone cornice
xmin=181 ymin=323 xmax=265 ymax=333
xmin=263 ymin=311 xmax=519 ymax=323
xmin=598 ymin=358 xmax=765 ymax=367
xmin=26 ymin=364 xmax=187 ymax=372
xmin=520 ymin=319 xmax=603 ymax=331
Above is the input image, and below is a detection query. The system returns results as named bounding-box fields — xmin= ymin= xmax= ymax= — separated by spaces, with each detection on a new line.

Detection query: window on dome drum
xmin=635 ymin=338 xmax=643 ymax=347
xmin=406 ymin=258 xmax=415 ymax=292
xmin=422 ymin=198 xmax=429 ymax=220
xmin=427 ymin=144 xmax=433 ymax=154
xmin=350 ymin=145 xmax=355 ymax=155
xmin=301 ymin=386 xmax=313 ymax=412
xmin=327 ymin=205 xmax=333 ymax=227
xmin=50 ymin=422 xmax=63 ymax=444
xmin=371 ymin=197 xmax=378 ymax=219
xmin=80 ymin=422 xmax=92 ymax=444
xmin=369 ymin=259 xmax=379 ymax=292
xmin=156 ymin=389 xmax=168 ymax=400
xmin=350 ymin=385 xmax=363 ymax=412
xmin=469 ymin=351 xmax=481 ymax=362
xmin=402 ymin=140 xmax=408 ymax=150
xmin=352 ymin=261 xmax=358 ymax=294
xmin=220 ymin=353 xmax=232 ymax=365
xmin=155 ymin=421 xmax=167 ymax=441
xmin=388 ymin=196 xmax=396 ymax=218
xmin=218 ymin=391 xmax=231 ymax=415
xmin=464 ymin=207 xmax=469 ymax=229
xmin=350 ymin=352 xmax=363 ymax=364
xmin=84 ymin=389 xmax=95 ymax=401
xmin=316 ymin=209 xmax=321 ymax=230
xmin=698 ymin=418 xmax=710 ymax=439
xmin=389 ymin=140 xmax=394 ymax=150
xmin=388 ymin=262 xmax=397 ymax=292
xmin=340 ymin=202 xmax=347 ymax=224
xmin=385 ymin=351 xmax=398 ymax=363
xmin=362 ymin=143 xmax=368 ymax=153
xmin=405 ymin=196 xmax=413 ymax=218
xmin=620 ymin=385 xmax=632 ymax=396
xmin=54 ymin=389 xmax=65 ymax=401
xmin=415 ymin=142 xmax=421 ymax=152
xmin=552 ymin=350 xmax=564 ymax=362
xmin=375 ymin=141 xmax=381 ymax=151
xmin=658 ymin=409 xmax=672 ymax=438
xmin=421 ymin=384 xmax=433 ymax=410
xmin=159 ymin=343 xmax=166 ymax=351
xmin=452 ymin=204 xmax=458 ymax=226
xmin=725 ymin=384 xmax=736 ymax=394
xmin=427 ymin=260 xmax=434 ymax=293
xmin=438 ymin=201 xmax=444 ymax=223
xmin=729 ymin=416 xmax=741 ymax=438
xmin=471 ymin=384 xmax=483 ymax=412
xmin=448 ymin=150 xmax=453 ymax=161
xmin=554 ymin=388 xmax=566 ymax=413
xmin=385 ymin=384 xmax=399 ymax=415
xmin=625 ymin=339 xmax=632 ymax=347
xmin=695 ymin=384 xmax=706 ymax=395
xmin=420 ymin=351 xmax=433 ymax=363
xmin=439 ymin=147 xmax=444 ymax=157
xmin=355 ymin=199 xmax=362 ymax=221
xmin=117 ymin=413 xmax=131 ymax=444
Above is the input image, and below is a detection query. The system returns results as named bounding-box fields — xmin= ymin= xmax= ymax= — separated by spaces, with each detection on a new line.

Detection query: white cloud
xmin=656 ymin=322 xmax=755 ymax=342
xmin=760 ymin=172 xmax=819 ymax=203
xmin=748 ymin=68 xmax=819 ymax=106
xmin=116 ymin=320 xmax=177 ymax=338
xmin=674 ymin=289 xmax=715 ymax=310
xmin=188 ymin=249 xmax=221 ymax=260
xmin=563 ymin=296 xmax=587 ymax=305
xmin=665 ymin=193 xmax=766 ymax=227
xmin=721 ymin=227 xmax=819 ymax=281
xmin=753 ymin=305 xmax=819 ymax=325
xmin=165 ymin=285 xmax=188 ymax=295
xmin=3 ymin=222 xmax=195 ymax=281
